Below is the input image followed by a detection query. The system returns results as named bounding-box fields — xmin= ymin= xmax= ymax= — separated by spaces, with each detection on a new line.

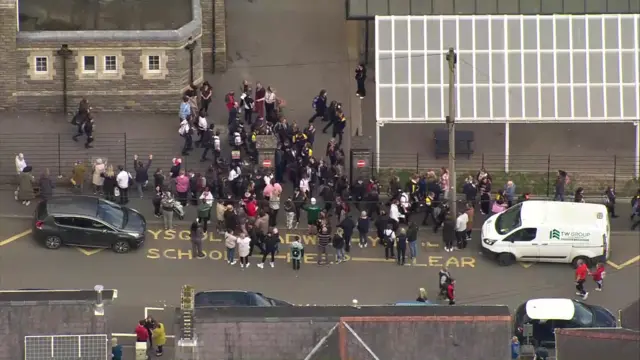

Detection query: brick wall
xmin=213 ymin=0 xmax=227 ymax=72
xmin=0 ymin=0 xmax=17 ymax=111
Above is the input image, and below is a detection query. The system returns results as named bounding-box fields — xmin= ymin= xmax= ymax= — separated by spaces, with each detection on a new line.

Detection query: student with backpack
xmin=290 ymin=236 xmax=304 ymax=274
xmin=309 ymin=90 xmax=327 ymax=123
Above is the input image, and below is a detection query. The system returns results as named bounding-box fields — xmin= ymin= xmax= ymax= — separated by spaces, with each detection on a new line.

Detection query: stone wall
xmin=0 ymin=0 xmax=17 ymax=111
xmin=213 ymin=0 xmax=227 ymax=72
xmin=200 ymin=0 xmax=214 ymax=73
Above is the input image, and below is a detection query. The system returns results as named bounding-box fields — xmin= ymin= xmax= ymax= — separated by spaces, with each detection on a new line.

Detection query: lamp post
xmin=184 ymin=37 xmax=197 ymax=86
xmin=56 ymin=44 xmax=72 ymax=115
xmin=446 ymin=47 xmax=457 ymax=217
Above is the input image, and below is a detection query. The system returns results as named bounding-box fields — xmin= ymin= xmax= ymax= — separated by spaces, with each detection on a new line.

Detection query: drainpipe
xmin=184 ymin=37 xmax=197 ymax=86
xmin=56 ymin=44 xmax=72 ymax=116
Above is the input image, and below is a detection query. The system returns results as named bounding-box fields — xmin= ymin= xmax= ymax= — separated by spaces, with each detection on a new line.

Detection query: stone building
xmin=0 ymin=0 xmax=228 ymax=113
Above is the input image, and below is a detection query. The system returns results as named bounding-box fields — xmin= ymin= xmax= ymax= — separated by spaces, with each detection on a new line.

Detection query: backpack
xmin=382 ymin=230 xmax=392 ymax=246
xmin=291 ymin=246 xmax=301 ymax=258
xmin=312 ymin=96 xmax=319 ymax=109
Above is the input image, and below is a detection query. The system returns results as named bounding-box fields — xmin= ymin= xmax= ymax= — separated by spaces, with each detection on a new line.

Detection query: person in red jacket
xmin=575 ymin=260 xmax=589 ymax=300
xmin=592 ymin=262 xmax=606 ymax=291
xmin=135 ymin=320 xmax=149 ymax=343
xmin=447 ymin=279 xmax=456 ymax=305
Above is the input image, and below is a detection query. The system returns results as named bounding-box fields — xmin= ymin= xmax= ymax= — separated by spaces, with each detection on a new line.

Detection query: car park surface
xmin=0 ymin=210 xmax=638 ymax=335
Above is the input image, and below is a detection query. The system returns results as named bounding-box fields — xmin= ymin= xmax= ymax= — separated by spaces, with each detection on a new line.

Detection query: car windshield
xmin=96 ymin=200 xmax=126 ymax=228
xmin=572 ymin=302 xmax=594 ymax=327
xmin=495 ymin=203 xmax=523 ymax=235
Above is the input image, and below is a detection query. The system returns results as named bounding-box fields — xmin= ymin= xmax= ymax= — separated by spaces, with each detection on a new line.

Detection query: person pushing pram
xmin=160 ymin=192 xmax=185 ymax=230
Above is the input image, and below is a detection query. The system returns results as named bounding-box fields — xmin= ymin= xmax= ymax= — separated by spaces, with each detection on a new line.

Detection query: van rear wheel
xmin=497 ymin=253 xmax=515 ymax=266
xmin=572 ymin=256 xmax=591 ymax=268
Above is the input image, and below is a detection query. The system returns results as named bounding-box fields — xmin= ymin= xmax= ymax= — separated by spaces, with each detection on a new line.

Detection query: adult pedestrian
xmin=317 ymin=226 xmax=332 ymax=265
xmin=38 ymin=168 xmax=55 ymax=200
xmin=575 ymin=259 xmax=589 ymax=300
xmin=332 ymin=228 xmax=346 ymax=263
xmin=355 ymin=64 xmax=367 ymax=99
xmin=258 ymin=228 xmax=280 ymax=268
xmin=101 ymin=165 xmax=117 ymax=202
xmin=309 ymin=89 xmax=327 ymax=123
xmin=442 ymin=215 xmax=456 ymax=252
xmin=17 ymin=166 xmax=35 ymax=206
xmin=303 ymin=198 xmax=322 ymax=234
xmin=224 ymin=229 xmax=238 ymax=265
xmin=115 ymin=165 xmax=131 ymax=205
xmin=237 ymin=233 xmax=251 ymax=269
xmin=199 ymin=81 xmax=212 ymax=114
xmin=268 ymin=183 xmax=282 ymax=227
xmin=198 ymin=188 xmax=213 ymax=233
xmin=71 ymin=160 xmax=86 ymax=193
xmin=407 ymin=221 xmax=419 ymax=264
xmin=152 ymin=186 xmax=163 ymax=218
xmin=133 ymin=154 xmax=153 ymax=198
xmin=382 ymin=224 xmax=396 ymax=260
xmin=455 ymin=210 xmax=469 ymax=250
xmin=604 ymin=186 xmax=618 ymax=218
xmin=190 ymin=221 xmax=205 ymax=258
xmin=152 ymin=322 xmax=167 ymax=357
xmin=396 ymin=227 xmax=408 ymax=265
xmin=161 ymin=192 xmax=175 ymax=230
xmin=338 ymin=214 xmax=355 ymax=253
xmin=83 ymin=115 xmax=95 ymax=149
xmin=92 ymin=158 xmax=106 ymax=194
xmin=175 ymin=169 xmax=190 ymax=206
xmin=357 ymin=211 xmax=370 ymax=248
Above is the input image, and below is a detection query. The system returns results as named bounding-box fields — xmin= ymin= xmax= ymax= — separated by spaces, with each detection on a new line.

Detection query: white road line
xmin=144 ymin=307 xmax=165 ymax=318
xmin=112 ymin=333 xmax=175 ymax=339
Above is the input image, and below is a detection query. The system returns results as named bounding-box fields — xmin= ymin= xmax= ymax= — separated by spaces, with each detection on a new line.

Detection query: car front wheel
xmin=497 ymin=253 xmax=515 ymax=266
xmin=45 ymin=236 xmax=62 ymax=249
xmin=113 ymin=240 xmax=131 ymax=254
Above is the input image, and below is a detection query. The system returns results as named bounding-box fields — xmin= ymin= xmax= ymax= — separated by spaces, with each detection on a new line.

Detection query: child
xmin=284 ymin=197 xmax=295 ymax=230
xmin=592 ymin=262 xmax=606 ymax=291
xmin=290 ymin=236 xmax=304 ymax=275
xmin=447 ymin=279 xmax=456 ymax=305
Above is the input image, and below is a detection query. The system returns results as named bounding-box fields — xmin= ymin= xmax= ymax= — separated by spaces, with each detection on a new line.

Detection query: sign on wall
xmin=375 ymin=14 xmax=640 ymax=123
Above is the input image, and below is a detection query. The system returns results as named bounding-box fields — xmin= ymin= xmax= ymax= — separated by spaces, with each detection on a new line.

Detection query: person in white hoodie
xmin=224 ymin=231 xmax=238 ymax=265
xmin=389 ymin=199 xmax=401 ymax=230
xmin=178 ymin=118 xmax=192 ymax=156
xmin=195 ymin=109 xmax=208 ymax=147
xmin=14 ymin=153 xmax=27 ymax=200
xmin=236 ymin=234 xmax=251 ymax=269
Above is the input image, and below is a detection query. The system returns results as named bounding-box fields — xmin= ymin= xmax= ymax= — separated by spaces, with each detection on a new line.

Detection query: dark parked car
xmin=33 ymin=195 xmax=146 ymax=253
xmin=194 ymin=291 xmax=293 ymax=307
xmin=514 ymin=298 xmax=616 ymax=347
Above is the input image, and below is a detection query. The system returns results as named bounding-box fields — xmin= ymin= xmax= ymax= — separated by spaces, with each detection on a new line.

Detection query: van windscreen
xmin=495 ymin=203 xmax=522 ymax=235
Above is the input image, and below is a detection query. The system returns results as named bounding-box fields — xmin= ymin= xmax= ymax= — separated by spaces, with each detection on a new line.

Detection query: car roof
xmin=525 ymin=298 xmax=576 ymax=320
xmin=45 ymin=195 xmax=100 ymax=218
xmin=520 ymin=201 xmax=608 ymax=229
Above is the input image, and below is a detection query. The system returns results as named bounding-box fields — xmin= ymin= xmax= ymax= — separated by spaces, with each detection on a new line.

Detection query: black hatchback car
xmin=33 ymin=196 xmax=146 ymax=253
xmin=513 ymin=298 xmax=616 ymax=347
xmin=194 ymin=291 xmax=294 ymax=307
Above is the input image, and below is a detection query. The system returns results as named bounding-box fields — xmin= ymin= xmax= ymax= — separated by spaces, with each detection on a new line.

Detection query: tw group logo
xmin=549 ymin=229 xmax=561 ymax=240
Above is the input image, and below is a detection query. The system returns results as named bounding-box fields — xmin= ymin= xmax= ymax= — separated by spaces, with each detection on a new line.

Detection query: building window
xmin=147 ymin=55 xmax=160 ymax=72
xmin=83 ymin=56 xmax=96 ymax=72
xmin=34 ymin=56 xmax=48 ymax=73
xmin=104 ymin=55 xmax=117 ymax=72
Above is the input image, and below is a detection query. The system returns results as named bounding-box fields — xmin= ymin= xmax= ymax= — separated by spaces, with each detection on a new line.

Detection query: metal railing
xmin=0 ymin=133 xmax=211 ymax=184
xmin=351 ymin=151 xmax=639 ymax=196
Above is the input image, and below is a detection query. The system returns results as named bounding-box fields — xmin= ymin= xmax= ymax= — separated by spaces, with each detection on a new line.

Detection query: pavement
xmin=0 ymin=190 xmax=638 ymax=336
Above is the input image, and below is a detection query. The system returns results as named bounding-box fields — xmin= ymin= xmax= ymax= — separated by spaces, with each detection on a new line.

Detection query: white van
xmin=481 ymin=201 xmax=610 ymax=267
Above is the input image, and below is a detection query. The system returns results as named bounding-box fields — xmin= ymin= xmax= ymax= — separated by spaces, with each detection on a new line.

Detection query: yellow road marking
xmin=606 ymin=260 xmax=621 ymax=270
xmin=0 ymin=229 xmax=32 ymax=246
xmin=619 ymin=255 xmax=640 ymax=268
xmin=349 ymin=257 xmax=394 ymax=263
xmin=76 ymin=248 xmax=105 ymax=256
xmin=520 ymin=262 xmax=535 ymax=269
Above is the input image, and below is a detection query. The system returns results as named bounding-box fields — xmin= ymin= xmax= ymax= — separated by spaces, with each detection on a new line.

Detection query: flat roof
xmin=19 ymin=0 xmax=192 ymax=31
xmin=0 ymin=289 xmax=117 ymax=302
xmin=347 ymin=0 xmax=640 ymax=20
xmin=374 ymin=14 xmax=640 ymax=123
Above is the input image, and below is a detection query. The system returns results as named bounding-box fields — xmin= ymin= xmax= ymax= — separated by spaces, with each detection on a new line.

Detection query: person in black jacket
xmin=355 ymin=64 xmax=367 ymax=98
xmin=258 ymin=228 xmax=280 ymax=268
xmin=375 ymin=210 xmax=389 ymax=245
xmin=309 ymin=90 xmax=327 ymax=123
xmin=200 ymin=124 xmax=215 ymax=161
xmin=442 ymin=216 xmax=456 ymax=251
xmin=407 ymin=222 xmax=419 ymax=263
xmin=351 ymin=179 xmax=366 ymax=210
xmin=133 ymin=154 xmax=152 ymax=198
xmin=357 ymin=211 xmax=370 ymax=248
xmin=152 ymin=186 xmax=163 ymax=218
xmin=82 ymin=115 xmax=95 ymax=149
xmin=332 ymin=228 xmax=346 ymax=263
xmin=338 ymin=214 xmax=355 ymax=253
xmin=396 ymin=228 xmax=408 ymax=265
